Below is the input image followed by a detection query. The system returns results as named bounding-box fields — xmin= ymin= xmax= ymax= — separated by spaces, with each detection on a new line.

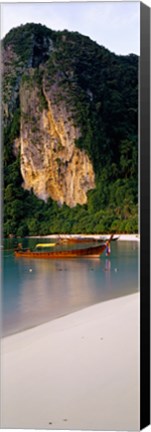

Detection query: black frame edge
xmin=140 ymin=2 xmax=150 ymax=430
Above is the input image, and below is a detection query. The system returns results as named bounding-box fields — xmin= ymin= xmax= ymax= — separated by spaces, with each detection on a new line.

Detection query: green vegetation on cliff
xmin=3 ymin=23 xmax=138 ymax=236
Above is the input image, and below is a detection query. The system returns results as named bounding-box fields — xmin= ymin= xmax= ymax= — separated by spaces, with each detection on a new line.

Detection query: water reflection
xmin=2 ymin=241 xmax=139 ymax=336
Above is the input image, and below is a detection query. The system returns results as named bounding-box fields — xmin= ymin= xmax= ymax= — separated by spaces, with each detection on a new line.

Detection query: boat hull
xmin=14 ymin=244 xmax=106 ymax=259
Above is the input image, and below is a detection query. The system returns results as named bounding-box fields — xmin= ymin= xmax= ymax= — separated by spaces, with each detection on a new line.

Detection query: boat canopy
xmin=35 ymin=243 xmax=56 ymax=248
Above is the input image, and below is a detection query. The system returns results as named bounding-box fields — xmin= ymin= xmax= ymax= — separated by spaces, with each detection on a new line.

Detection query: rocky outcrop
xmin=18 ymin=70 xmax=95 ymax=207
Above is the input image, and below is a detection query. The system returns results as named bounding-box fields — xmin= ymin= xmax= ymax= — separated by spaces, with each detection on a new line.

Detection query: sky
xmin=1 ymin=2 xmax=140 ymax=55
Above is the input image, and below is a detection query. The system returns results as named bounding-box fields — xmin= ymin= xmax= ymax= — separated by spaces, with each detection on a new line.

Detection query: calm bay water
xmin=2 ymin=239 xmax=139 ymax=336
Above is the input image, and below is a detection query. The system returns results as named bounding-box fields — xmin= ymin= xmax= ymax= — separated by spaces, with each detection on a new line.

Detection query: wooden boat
xmin=57 ymin=237 xmax=106 ymax=245
xmin=14 ymin=235 xmax=113 ymax=259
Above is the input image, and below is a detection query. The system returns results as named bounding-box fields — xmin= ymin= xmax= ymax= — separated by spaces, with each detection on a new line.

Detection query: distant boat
xmin=14 ymin=235 xmax=113 ymax=259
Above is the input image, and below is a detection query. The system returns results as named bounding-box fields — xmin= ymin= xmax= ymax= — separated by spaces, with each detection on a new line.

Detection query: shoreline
xmin=26 ymin=233 xmax=140 ymax=241
xmin=1 ymin=293 xmax=140 ymax=430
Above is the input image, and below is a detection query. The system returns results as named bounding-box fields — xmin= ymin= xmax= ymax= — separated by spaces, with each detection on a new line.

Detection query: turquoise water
xmin=2 ymin=239 xmax=139 ymax=336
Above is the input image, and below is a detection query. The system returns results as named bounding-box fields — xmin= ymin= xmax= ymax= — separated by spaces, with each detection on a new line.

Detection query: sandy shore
xmin=1 ymin=293 xmax=140 ymax=431
xmin=115 ymin=234 xmax=140 ymax=241
xmin=28 ymin=233 xmax=140 ymax=241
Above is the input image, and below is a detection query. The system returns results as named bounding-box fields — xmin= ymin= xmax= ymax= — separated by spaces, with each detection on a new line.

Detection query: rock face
xmin=3 ymin=23 xmax=138 ymax=220
xmin=3 ymin=25 xmax=95 ymax=207
xmin=17 ymin=71 xmax=95 ymax=207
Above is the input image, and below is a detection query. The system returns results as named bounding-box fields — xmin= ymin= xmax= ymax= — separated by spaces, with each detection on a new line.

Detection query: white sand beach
xmin=28 ymin=233 xmax=140 ymax=241
xmin=1 ymin=293 xmax=140 ymax=431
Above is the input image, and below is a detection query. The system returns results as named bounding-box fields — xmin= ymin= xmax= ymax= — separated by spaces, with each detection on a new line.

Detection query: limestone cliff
xmin=17 ymin=70 xmax=95 ymax=207
xmin=3 ymin=23 xmax=138 ymax=237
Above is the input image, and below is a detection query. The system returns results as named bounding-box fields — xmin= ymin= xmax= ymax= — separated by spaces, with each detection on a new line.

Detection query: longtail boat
xmin=57 ymin=237 xmax=106 ymax=245
xmin=14 ymin=235 xmax=113 ymax=259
